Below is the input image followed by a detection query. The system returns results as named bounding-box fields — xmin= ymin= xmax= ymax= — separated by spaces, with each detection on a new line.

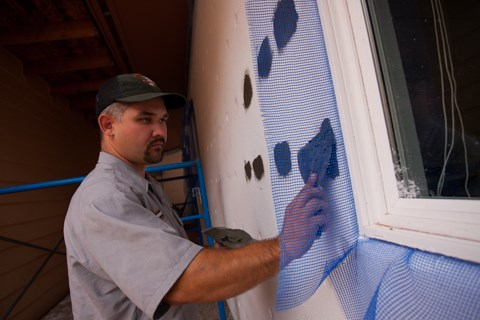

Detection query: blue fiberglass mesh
xmin=330 ymin=238 xmax=480 ymax=319
xmin=245 ymin=0 xmax=358 ymax=311
xmin=245 ymin=0 xmax=480 ymax=318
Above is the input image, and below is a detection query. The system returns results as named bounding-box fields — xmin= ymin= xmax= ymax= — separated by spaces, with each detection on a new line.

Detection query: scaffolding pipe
xmin=0 ymin=177 xmax=85 ymax=195
xmin=0 ymin=160 xmax=200 ymax=196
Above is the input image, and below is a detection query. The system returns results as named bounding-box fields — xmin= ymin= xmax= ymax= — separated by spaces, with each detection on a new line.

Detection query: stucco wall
xmin=0 ymin=47 xmax=99 ymax=319
xmin=188 ymin=1 xmax=344 ymax=319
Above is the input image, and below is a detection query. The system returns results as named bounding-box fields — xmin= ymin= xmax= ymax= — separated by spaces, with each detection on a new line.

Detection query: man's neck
xmin=100 ymin=147 xmax=146 ymax=177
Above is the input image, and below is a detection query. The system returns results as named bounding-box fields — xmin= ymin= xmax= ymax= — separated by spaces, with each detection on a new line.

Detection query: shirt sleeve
xmin=74 ymin=190 xmax=203 ymax=318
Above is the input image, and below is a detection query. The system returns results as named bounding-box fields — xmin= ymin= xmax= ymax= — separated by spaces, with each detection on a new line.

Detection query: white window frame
xmin=317 ymin=0 xmax=480 ymax=263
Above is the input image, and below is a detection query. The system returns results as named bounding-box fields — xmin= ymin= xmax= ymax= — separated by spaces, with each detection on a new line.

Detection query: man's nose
xmin=152 ymin=122 xmax=167 ymax=137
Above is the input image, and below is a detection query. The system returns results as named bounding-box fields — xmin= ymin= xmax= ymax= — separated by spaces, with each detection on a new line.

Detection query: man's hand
xmin=280 ymin=174 xmax=328 ymax=268
xmin=165 ymin=174 xmax=327 ymax=304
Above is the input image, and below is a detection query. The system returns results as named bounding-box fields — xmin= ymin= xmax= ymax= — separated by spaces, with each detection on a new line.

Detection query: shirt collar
xmin=97 ymin=151 xmax=152 ymax=193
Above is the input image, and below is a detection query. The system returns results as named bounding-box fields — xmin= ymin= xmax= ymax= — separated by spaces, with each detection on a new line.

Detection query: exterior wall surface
xmin=188 ymin=1 xmax=345 ymax=319
xmin=0 ymin=47 xmax=99 ymax=319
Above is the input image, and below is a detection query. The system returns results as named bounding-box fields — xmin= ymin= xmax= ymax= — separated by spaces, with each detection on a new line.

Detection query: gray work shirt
xmin=64 ymin=152 xmax=203 ymax=319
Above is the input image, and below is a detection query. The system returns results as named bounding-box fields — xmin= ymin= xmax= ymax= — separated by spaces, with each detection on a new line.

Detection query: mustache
xmin=147 ymin=138 xmax=166 ymax=148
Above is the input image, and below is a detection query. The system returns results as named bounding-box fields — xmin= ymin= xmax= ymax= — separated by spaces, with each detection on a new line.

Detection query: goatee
xmin=144 ymin=138 xmax=165 ymax=164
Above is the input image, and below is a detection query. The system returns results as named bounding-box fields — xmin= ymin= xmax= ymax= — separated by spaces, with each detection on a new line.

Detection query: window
xmin=318 ymin=0 xmax=480 ymax=262
xmin=366 ymin=0 xmax=480 ymax=199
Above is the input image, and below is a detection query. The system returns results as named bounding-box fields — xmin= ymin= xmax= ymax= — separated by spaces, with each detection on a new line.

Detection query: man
xmin=64 ymin=73 xmax=328 ymax=319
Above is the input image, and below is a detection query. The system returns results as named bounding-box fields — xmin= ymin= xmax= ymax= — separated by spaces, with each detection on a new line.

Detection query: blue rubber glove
xmin=280 ymin=174 xmax=328 ymax=269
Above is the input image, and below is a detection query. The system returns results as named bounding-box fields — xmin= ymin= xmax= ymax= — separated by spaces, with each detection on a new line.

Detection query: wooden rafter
xmin=24 ymin=54 xmax=113 ymax=75
xmin=69 ymin=95 xmax=96 ymax=111
xmin=84 ymin=0 xmax=130 ymax=73
xmin=51 ymin=78 xmax=107 ymax=95
xmin=0 ymin=21 xmax=97 ymax=45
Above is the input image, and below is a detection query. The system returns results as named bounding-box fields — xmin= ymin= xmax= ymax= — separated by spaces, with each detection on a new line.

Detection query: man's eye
xmin=140 ymin=118 xmax=151 ymax=123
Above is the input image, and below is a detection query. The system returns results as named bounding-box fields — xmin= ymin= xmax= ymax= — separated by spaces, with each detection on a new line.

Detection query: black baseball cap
xmin=95 ymin=73 xmax=186 ymax=117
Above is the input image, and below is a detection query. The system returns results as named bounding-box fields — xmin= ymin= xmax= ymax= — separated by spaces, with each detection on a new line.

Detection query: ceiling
xmin=0 ymin=0 xmax=191 ymax=151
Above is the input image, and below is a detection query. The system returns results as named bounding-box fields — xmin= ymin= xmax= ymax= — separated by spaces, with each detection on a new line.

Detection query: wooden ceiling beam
xmin=0 ymin=21 xmax=97 ymax=45
xmin=24 ymin=54 xmax=113 ymax=75
xmin=84 ymin=0 xmax=130 ymax=73
xmin=68 ymin=95 xmax=96 ymax=111
xmin=51 ymin=78 xmax=107 ymax=95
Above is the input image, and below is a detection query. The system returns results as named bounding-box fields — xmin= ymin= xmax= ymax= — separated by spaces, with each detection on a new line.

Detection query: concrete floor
xmin=41 ymin=295 xmax=234 ymax=320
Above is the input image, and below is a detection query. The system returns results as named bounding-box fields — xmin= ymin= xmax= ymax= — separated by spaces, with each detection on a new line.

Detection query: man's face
xmin=111 ymin=98 xmax=169 ymax=168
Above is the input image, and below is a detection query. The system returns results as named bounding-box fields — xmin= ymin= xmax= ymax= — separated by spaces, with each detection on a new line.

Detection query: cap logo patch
xmin=134 ymin=73 xmax=157 ymax=87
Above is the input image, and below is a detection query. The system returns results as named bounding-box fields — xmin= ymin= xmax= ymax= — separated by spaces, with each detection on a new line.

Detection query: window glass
xmin=365 ymin=0 xmax=480 ymax=199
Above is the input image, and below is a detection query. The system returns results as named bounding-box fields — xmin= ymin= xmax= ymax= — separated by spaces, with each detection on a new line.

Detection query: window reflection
xmin=366 ymin=0 xmax=480 ymax=198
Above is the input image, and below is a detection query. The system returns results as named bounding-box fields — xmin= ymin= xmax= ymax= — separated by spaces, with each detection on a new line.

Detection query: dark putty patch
xmin=274 ymin=141 xmax=292 ymax=176
xmin=252 ymin=155 xmax=265 ymax=180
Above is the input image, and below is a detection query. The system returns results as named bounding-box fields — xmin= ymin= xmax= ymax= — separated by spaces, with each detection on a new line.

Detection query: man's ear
xmin=98 ymin=114 xmax=114 ymax=136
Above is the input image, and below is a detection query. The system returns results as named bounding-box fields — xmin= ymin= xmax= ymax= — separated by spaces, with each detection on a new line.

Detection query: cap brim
xmin=116 ymin=92 xmax=186 ymax=109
